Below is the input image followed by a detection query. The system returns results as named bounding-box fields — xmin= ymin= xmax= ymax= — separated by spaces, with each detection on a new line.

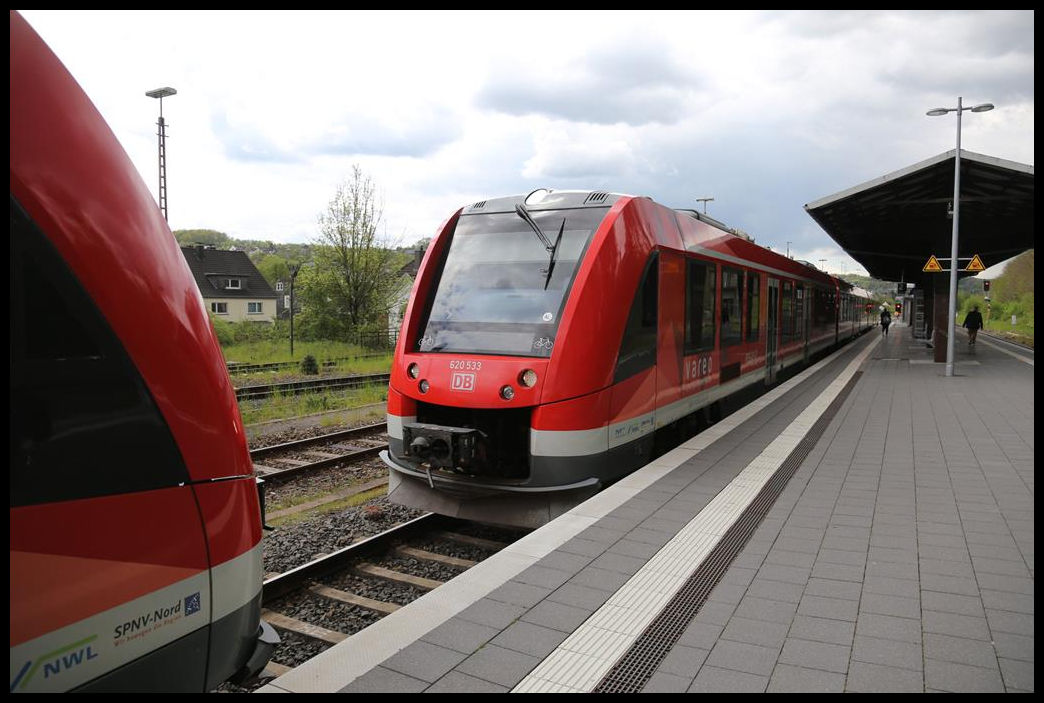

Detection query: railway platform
xmin=257 ymin=322 xmax=1033 ymax=693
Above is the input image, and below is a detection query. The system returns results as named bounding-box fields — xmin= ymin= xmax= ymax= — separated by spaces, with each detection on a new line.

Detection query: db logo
xmin=451 ymin=372 xmax=476 ymax=392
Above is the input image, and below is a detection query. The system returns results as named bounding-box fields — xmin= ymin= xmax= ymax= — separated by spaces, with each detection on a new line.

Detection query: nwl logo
xmin=10 ymin=635 xmax=98 ymax=691
xmin=450 ymin=372 xmax=476 ymax=392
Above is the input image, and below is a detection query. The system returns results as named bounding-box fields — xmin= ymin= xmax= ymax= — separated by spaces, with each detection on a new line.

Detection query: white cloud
xmin=17 ymin=9 xmax=1033 ymax=261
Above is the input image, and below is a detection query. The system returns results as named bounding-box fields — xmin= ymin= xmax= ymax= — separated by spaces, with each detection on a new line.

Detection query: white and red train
xmin=10 ymin=11 xmax=275 ymax=692
xmin=383 ymin=189 xmax=875 ymax=528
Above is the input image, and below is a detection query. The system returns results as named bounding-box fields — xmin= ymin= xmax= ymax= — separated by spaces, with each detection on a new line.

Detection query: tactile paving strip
xmin=512 ymin=334 xmax=880 ymax=693
xmin=593 ymin=371 xmax=863 ymax=693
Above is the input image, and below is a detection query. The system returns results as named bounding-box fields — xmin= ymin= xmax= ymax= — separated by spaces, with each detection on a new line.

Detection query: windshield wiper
xmin=543 ymin=218 xmax=565 ymax=290
xmin=514 ymin=203 xmax=566 ymax=289
xmin=515 ymin=203 xmax=553 ymax=251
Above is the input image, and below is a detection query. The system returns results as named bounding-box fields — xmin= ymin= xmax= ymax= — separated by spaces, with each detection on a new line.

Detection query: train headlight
xmin=519 ymin=369 xmax=538 ymax=388
xmin=407 ymin=362 xmax=420 ymax=379
xmin=499 ymin=385 xmax=515 ymax=401
xmin=419 ymin=379 xmax=430 ymax=394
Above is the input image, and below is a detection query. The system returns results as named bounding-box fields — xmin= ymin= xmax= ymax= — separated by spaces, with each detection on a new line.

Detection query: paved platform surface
xmin=260 ymin=324 xmax=1033 ymax=693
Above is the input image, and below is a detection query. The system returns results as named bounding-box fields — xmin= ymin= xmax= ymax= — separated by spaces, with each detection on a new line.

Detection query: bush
xmin=300 ymin=354 xmax=319 ymax=375
xmin=209 ymin=313 xmax=235 ymax=346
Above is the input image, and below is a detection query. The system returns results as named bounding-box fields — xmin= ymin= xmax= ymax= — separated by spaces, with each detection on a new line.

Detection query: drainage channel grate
xmin=594 ymin=371 xmax=863 ymax=693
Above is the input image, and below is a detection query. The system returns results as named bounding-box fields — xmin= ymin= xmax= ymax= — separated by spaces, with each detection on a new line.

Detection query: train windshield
xmin=417 ymin=206 xmax=607 ymax=357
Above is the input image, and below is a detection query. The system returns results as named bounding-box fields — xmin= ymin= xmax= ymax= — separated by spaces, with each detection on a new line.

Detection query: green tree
xmin=255 ymin=254 xmax=292 ymax=287
xmin=992 ymin=249 xmax=1033 ymax=304
xmin=299 ymin=165 xmax=407 ymax=340
xmin=173 ymin=229 xmax=232 ymax=248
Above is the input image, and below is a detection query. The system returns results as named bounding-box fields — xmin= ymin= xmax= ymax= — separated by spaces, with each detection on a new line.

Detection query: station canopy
xmin=805 ymin=150 xmax=1034 ymax=286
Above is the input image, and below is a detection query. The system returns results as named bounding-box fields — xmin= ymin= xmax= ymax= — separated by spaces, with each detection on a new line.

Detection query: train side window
xmin=814 ymin=287 xmax=830 ymax=326
xmin=721 ymin=267 xmax=742 ymax=347
xmin=10 ymin=196 xmax=190 ymax=508
xmin=614 ymin=252 xmax=658 ymax=383
xmin=684 ymin=258 xmax=715 ymax=354
xmin=746 ymin=272 xmax=760 ymax=342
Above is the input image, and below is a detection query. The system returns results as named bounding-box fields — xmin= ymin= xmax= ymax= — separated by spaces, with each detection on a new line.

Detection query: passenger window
xmin=684 ymin=258 xmax=715 ymax=354
xmin=746 ymin=272 xmax=760 ymax=342
xmin=721 ymin=267 xmax=742 ymax=347
xmin=614 ymin=252 xmax=658 ymax=383
xmin=10 ymin=196 xmax=189 ymax=508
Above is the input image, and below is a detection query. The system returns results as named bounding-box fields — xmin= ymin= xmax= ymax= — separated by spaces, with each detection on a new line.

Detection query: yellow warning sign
xmin=965 ymin=254 xmax=986 ymax=272
xmin=923 ymin=255 xmax=944 ymax=273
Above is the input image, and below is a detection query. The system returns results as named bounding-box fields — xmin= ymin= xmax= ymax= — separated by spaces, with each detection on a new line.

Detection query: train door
xmin=766 ymin=278 xmax=779 ymax=384
xmin=834 ymin=286 xmax=840 ymax=345
xmin=657 ymin=251 xmax=685 ymax=420
xmin=796 ymin=283 xmax=809 ymax=363
xmin=610 ymin=251 xmax=659 ymax=471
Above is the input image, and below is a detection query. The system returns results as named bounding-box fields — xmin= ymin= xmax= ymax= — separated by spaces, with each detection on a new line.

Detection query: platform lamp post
xmin=927 ymin=97 xmax=994 ymax=377
xmin=146 ymin=86 xmax=177 ymax=222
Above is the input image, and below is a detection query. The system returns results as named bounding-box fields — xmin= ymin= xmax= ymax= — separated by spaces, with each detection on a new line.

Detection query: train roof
xmin=457 ymin=189 xmax=839 ymax=287
xmin=463 ymin=189 xmax=625 ymax=215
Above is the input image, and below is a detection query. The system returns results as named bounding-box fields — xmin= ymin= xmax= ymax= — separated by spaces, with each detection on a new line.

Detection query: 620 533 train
xmin=10 ymin=11 xmax=276 ymax=692
xmin=382 ymin=188 xmax=875 ymax=529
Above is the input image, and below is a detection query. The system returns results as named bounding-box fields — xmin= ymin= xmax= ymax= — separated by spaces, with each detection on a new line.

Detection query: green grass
xmin=231 ymin=354 xmax=392 ymax=386
xmin=221 ymin=340 xmax=390 ymax=366
xmin=267 ymin=486 xmax=388 ymax=527
xmin=984 ymin=322 xmax=1034 ymax=348
xmin=238 ymin=384 xmax=388 ymax=425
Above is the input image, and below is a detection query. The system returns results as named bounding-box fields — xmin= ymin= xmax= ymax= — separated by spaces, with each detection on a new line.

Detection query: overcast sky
xmin=19 ymin=10 xmax=1034 ymax=277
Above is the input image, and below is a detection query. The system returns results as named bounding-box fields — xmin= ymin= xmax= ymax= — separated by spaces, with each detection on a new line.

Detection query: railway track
xmin=254 ymin=514 xmax=528 ymax=682
xmin=250 ymin=422 xmax=389 ymax=482
xmin=227 ymin=355 xmax=389 ymax=376
xmin=235 ymin=372 xmax=391 ymax=402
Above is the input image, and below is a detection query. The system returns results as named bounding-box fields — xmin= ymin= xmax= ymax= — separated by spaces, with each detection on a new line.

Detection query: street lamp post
xmin=927 ymin=97 xmax=994 ymax=377
xmin=289 ymin=263 xmax=302 ymax=357
xmin=146 ymin=86 xmax=177 ymax=222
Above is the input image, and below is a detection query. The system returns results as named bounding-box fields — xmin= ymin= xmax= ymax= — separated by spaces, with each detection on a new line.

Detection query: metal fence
xmin=354 ymin=328 xmax=400 ymax=350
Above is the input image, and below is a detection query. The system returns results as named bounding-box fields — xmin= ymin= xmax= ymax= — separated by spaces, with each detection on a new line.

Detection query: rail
xmin=235 ymin=373 xmax=391 ymax=401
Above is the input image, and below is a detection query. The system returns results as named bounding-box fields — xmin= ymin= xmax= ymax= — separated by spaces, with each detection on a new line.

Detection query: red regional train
xmin=10 ymin=11 xmax=276 ymax=692
xmin=383 ymin=188 xmax=875 ymax=528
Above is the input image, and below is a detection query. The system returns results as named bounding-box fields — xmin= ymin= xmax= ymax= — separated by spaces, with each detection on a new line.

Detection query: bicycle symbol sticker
xmin=533 ymin=337 xmax=555 ymax=350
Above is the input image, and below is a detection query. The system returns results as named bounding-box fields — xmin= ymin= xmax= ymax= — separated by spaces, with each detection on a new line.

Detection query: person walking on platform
xmin=880 ymin=307 xmax=892 ymax=336
xmin=963 ymin=305 xmax=984 ymax=345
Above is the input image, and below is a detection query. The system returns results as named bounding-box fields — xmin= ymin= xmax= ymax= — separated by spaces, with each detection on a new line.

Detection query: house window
xmin=211 ymin=302 xmax=228 ymax=314
xmin=276 ymin=282 xmax=284 ymax=292
xmin=227 ymin=279 xmax=241 ymax=289
xmin=248 ymin=302 xmax=263 ymax=314
xmin=283 ymin=295 xmax=291 ymax=309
